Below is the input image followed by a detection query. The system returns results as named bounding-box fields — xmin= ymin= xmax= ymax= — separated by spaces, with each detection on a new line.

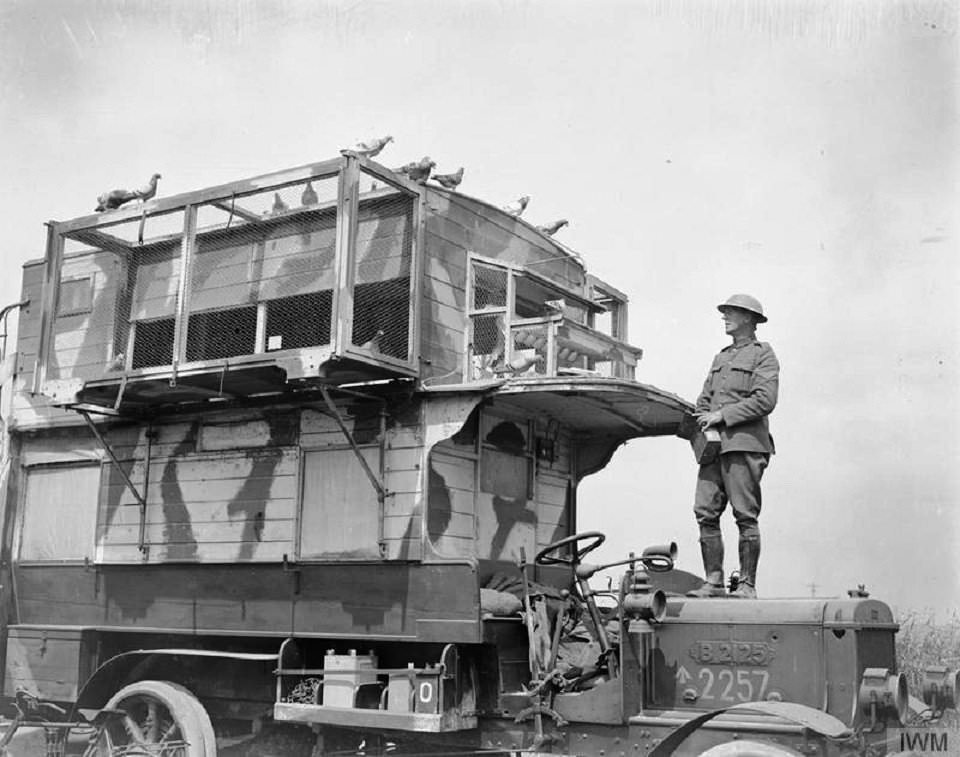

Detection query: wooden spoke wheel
xmin=97 ymin=680 xmax=216 ymax=757
xmin=699 ymin=741 xmax=805 ymax=757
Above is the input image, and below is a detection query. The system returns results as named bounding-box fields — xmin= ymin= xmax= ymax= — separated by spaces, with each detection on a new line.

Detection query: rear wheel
xmin=99 ymin=680 xmax=216 ymax=757
xmin=699 ymin=741 xmax=805 ymax=757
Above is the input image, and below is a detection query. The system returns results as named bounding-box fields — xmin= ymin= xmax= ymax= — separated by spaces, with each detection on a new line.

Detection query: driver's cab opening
xmin=423 ymin=398 xmax=677 ymax=705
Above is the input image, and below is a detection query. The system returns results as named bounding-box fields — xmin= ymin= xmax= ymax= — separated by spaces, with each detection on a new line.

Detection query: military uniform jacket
xmin=696 ymin=339 xmax=779 ymax=455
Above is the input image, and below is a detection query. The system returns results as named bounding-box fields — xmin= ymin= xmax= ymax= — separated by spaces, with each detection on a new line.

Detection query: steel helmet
xmin=717 ymin=294 xmax=767 ymax=323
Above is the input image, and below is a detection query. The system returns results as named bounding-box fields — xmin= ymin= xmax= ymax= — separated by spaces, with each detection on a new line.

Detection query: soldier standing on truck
xmin=688 ymin=294 xmax=779 ymax=599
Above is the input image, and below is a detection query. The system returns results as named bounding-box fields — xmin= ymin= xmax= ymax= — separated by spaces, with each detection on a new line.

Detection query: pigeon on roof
xmin=272 ymin=193 xmax=289 ymax=214
xmin=395 ymin=156 xmax=435 ymax=184
xmin=502 ymin=195 xmax=530 ymax=217
xmin=301 ymin=181 xmax=318 ymax=206
xmin=432 ymin=167 xmax=464 ymax=190
xmin=94 ymin=173 xmax=162 ymax=212
xmin=345 ymin=135 xmax=394 ymax=158
xmin=537 ymin=219 xmax=569 ymax=236
xmin=136 ymin=173 xmax=162 ymax=202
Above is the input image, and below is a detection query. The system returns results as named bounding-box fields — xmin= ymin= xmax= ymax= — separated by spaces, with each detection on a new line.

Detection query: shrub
xmin=897 ymin=609 xmax=960 ymax=725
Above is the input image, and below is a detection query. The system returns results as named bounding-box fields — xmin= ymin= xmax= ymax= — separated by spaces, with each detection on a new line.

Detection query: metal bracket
xmin=79 ymin=410 xmax=152 ymax=555
xmin=317 ymin=385 xmax=387 ymax=504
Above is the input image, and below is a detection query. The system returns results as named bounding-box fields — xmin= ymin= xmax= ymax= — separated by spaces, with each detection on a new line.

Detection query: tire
xmin=99 ymin=679 xmax=217 ymax=757
xmin=699 ymin=740 xmax=805 ymax=757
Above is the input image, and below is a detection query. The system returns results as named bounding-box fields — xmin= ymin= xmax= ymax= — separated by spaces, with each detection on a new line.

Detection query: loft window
xmin=299 ymin=447 xmax=381 ymax=559
xmin=18 ymin=463 xmax=101 ymax=562
xmin=130 ymin=318 xmax=175 ymax=369
xmin=265 ymin=291 xmax=332 ymax=352
xmin=57 ymin=277 xmax=93 ymax=316
xmin=185 ymin=306 xmax=258 ymax=361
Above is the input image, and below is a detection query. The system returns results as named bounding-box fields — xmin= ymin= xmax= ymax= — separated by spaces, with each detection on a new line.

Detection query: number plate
xmin=688 ymin=640 xmax=776 ymax=666
xmin=676 ymin=665 xmax=773 ymax=703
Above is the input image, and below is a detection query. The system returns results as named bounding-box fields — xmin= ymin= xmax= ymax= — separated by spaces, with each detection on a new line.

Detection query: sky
xmin=0 ymin=0 xmax=957 ymax=614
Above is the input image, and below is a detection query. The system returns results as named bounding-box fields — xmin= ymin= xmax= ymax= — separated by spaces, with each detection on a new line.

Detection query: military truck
xmin=0 ymin=152 xmax=954 ymax=755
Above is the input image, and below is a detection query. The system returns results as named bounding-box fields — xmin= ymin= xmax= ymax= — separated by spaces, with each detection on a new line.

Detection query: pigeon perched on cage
xmin=543 ymin=299 xmax=566 ymax=313
xmin=360 ymin=329 xmax=385 ymax=352
xmin=136 ymin=173 xmax=162 ymax=202
xmin=104 ymin=353 xmax=126 ymax=373
xmin=494 ymin=352 xmax=543 ymax=374
xmin=95 ymin=188 xmax=137 ymax=213
xmin=395 ymin=157 xmax=436 ymax=184
xmin=502 ymin=196 xmax=530 ymax=217
xmin=537 ymin=218 xmax=569 ymax=236
xmin=346 ymin=135 xmax=394 ymax=158
xmin=272 ymin=193 xmax=289 ymax=214
xmin=397 ymin=155 xmax=437 ymax=184
xmin=301 ymin=182 xmax=318 ymax=206
xmin=432 ymin=167 xmax=464 ymax=190
xmin=94 ymin=173 xmax=162 ymax=212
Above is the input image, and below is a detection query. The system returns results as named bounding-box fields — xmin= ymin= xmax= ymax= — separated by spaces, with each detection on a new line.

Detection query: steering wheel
xmin=535 ymin=531 xmax=606 ymax=566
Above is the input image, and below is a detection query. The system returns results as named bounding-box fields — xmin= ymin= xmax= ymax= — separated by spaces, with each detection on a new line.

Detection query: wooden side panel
xmin=466 ymin=405 xmax=575 ymax=564
xmin=93 ymin=414 xmax=300 ymax=564
xmin=425 ymin=445 xmax=476 ymax=559
xmin=429 ymin=192 xmax=586 ymax=292
xmin=15 ymin=565 xmax=102 ymax=627
xmin=3 ymin=627 xmax=82 ymax=701
xmin=420 ymin=232 xmax=468 ymax=385
xmin=99 ymin=446 xmax=299 ymax=563
xmin=536 ymin=473 xmax=570 ymax=552
xmin=14 ymin=563 xmax=481 ymax=643
xmin=12 ymin=262 xmax=80 ymax=427
xmin=47 ymin=251 xmax=123 ymax=382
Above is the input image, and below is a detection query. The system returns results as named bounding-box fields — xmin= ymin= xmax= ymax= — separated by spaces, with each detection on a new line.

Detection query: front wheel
xmin=98 ymin=680 xmax=216 ymax=757
xmin=699 ymin=741 xmax=805 ymax=757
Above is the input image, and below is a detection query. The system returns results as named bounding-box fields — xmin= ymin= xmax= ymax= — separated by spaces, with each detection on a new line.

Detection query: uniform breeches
xmin=694 ymin=451 xmax=769 ymax=539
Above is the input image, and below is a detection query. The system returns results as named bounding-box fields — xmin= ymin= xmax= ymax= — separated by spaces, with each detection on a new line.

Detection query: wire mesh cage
xmin=187 ymin=175 xmax=339 ymax=361
xmin=469 ymin=313 xmax=505 ymax=379
xmin=509 ymin=322 xmax=549 ymax=376
xmin=471 ymin=263 xmax=507 ymax=311
xmin=39 ymin=160 xmax=425 ymax=401
xmin=50 ymin=210 xmax=186 ymax=381
xmin=349 ymin=168 xmax=416 ymax=362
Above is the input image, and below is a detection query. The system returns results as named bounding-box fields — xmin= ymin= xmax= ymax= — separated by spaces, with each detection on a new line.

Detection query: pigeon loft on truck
xmin=28 ymin=152 xmax=642 ymax=414
xmin=0 ymin=151 xmax=934 ymax=756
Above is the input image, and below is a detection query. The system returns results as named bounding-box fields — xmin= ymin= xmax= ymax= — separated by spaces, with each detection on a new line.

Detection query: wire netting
xmin=187 ymin=175 xmax=339 ymax=361
xmin=471 ymin=263 xmax=507 ymax=310
xmin=50 ymin=210 xmax=186 ymax=380
xmin=469 ymin=313 xmax=505 ymax=379
xmin=349 ymin=168 xmax=416 ymax=362
xmin=510 ymin=323 xmax=549 ymax=375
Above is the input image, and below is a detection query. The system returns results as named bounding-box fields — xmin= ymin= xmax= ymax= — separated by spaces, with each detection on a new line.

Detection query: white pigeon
xmin=432 ymin=167 xmax=464 ymax=190
xmin=104 ymin=352 xmax=126 ymax=373
xmin=502 ymin=195 xmax=530 ymax=217
xmin=348 ymin=135 xmax=394 ymax=158
xmin=360 ymin=329 xmax=385 ymax=351
xmin=537 ymin=218 xmax=569 ymax=236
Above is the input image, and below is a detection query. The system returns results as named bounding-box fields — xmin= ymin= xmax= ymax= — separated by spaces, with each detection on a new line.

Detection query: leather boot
xmin=687 ymin=535 xmax=726 ymax=597
xmin=730 ymin=536 xmax=760 ymax=598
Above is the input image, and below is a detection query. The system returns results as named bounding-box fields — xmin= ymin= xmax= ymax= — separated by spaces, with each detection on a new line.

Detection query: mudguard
xmin=648 ymin=701 xmax=853 ymax=757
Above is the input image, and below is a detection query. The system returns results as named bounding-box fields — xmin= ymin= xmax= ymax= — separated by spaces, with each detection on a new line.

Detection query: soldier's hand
xmin=695 ymin=410 xmax=724 ymax=430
